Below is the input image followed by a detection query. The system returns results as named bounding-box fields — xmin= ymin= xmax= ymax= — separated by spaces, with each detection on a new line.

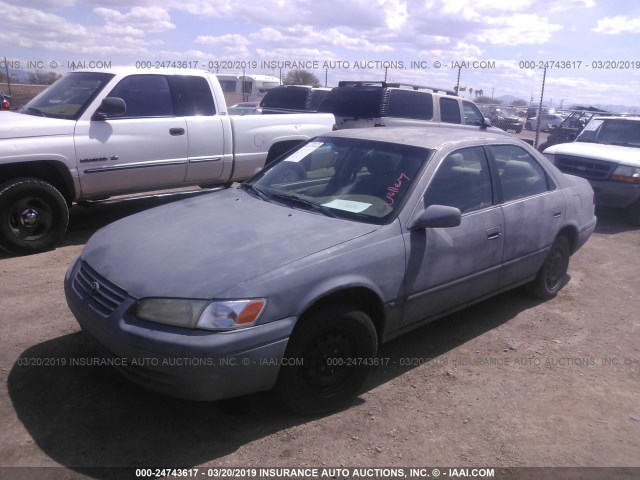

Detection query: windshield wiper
xmin=270 ymin=192 xmax=337 ymax=218
xmin=21 ymin=107 xmax=47 ymax=117
xmin=240 ymin=183 xmax=271 ymax=202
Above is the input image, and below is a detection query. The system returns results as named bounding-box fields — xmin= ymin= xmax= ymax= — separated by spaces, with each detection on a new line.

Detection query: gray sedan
xmin=65 ymin=127 xmax=596 ymax=414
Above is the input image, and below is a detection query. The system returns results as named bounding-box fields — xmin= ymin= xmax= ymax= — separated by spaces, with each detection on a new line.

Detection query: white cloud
xmin=472 ymin=14 xmax=563 ymax=46
xmin=3 ymin=0 xmax=76 ymax=9
xmin=93 ymin=6 xmax=175 ymax=34
xmin=592 ymin=15 xmax=640 ymax=35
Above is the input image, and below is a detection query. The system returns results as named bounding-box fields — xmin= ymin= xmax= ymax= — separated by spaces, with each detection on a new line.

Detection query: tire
xmin=276 ymin=305 xmax=378 ymax=415
xmin=515 ymin=126 xmax=523 ymax=133
xmin=525 ymin=121 xmax=532 ymax=130
xmin=526 ymin=235 xmax=570 ymax=299
xmin=0 ymin=178 xmax=69 ymax=255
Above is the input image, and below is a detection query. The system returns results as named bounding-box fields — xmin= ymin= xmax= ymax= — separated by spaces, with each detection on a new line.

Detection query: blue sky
xmin=1 ymin=0 xmax=639 ymax=110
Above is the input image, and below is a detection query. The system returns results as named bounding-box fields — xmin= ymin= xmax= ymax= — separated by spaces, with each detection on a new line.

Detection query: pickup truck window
xmin=169 ymin=75 xmax=216 ymax=116
xmin=387 ymin=90 xmax=433 ymax=120
xmin=108 ymin=75 xmax=174 ymax=118
xmin=19 ymin=71 xmax=114 ymax=120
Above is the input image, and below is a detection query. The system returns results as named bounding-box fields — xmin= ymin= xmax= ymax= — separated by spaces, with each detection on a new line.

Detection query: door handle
xmin=169 ymin=128 xmax=185 ymax=136
xmin=486 ymin=227 xmax=502 ymax=240
xmin=553 ymin=210 xmax=562 ymax=218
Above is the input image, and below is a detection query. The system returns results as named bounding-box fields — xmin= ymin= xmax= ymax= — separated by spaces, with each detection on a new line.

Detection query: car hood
xmin=81 ymin=188 xmax=378 ymax=299
xmin=544 ymin=141 xmax=640 ymax=166
xmin=0 ymin=111 xmax=75 ymax=139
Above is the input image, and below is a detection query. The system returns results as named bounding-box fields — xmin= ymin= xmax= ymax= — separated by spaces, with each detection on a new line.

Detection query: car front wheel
xmin=526 ymin=235 xmax=570 ymax=299
xmin=0 ymin=178 xmax=69 ymax=255
xmin=276 ymin=305 xmax=378 ymax=415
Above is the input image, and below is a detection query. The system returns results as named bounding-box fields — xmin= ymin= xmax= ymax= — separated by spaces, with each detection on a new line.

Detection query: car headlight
xmin=611 ymin=165 xmax=640 ymax=184
xmin=136 ymin=298 xmax=266 ymax=331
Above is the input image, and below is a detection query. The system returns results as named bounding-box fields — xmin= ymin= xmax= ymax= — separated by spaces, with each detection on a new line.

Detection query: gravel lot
xmin=1 ymin=154 xmax=639 ymax=479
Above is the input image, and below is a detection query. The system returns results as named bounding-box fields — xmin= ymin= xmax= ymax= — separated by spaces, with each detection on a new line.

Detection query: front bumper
xmin=64 ymin=257 xmax=296 ymax=401
xmin=588 ymin=179 xmax=640 ymax=208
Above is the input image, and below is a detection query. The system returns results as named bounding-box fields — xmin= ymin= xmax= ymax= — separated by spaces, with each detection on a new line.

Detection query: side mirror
xmin=481 ymin=117 xmax=492 ymax=129
xmin=93 ymin=97 xmax=126 ymax=120
xmin=409 ymin=205 xmax=461 ymax=230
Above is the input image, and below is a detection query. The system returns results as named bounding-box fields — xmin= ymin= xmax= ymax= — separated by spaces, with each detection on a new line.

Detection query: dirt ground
xmin=0 ymin=189 xmax=639 ymax=480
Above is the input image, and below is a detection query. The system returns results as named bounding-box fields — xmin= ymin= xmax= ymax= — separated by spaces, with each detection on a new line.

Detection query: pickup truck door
xmin=74 ymin=74 xmax=188 ymax=198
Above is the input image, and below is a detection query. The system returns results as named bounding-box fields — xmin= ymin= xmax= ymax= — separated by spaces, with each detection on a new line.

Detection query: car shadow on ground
xmin=594 ymin=206 xmax=639 ymax=235
xmin=8 ymin=288 xmax=544 ymax=479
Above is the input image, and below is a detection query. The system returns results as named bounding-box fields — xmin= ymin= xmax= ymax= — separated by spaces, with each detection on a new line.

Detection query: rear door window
xmin=440 ymin=97 xmax=462 ymax=124
xmin=489 ymin=145 xmax=552 ymax=202
xmin=169 ymin=75 xmax=215 ymax=116
xmin=317 ymin=87 xmax=383 ymax=118
xmin=387 ymin=90 xmax=433 ymax=120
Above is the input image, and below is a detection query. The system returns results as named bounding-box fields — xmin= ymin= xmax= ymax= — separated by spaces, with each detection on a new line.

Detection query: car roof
xmin=318 ymin=126 xmax=514 ymax=150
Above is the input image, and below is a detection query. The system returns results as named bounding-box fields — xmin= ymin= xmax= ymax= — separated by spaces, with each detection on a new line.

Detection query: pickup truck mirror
xmin=480 ymin=117 xmax=491 ymax=130
xmin=93 ymin=97 xmax=126 ymax=120
xmin=409 ymin=205 xmax=461 ymax=230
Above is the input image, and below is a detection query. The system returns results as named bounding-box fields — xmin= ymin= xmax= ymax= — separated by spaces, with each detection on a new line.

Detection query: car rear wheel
xmin=526 ymin=235 xmax=570 ymax=299
xmin=0 ymin=178 xmax=69 ymax=255
xmin=276 ymin=305 xmax=378 ymax=415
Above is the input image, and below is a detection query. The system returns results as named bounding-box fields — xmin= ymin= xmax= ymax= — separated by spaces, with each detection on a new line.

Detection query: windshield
xmin=496 ymin=107 xmax=518 ymax=116
xmin=244 ymin=136 xmax=431 ymax=224
xmin=576 ymin=119 xmax=640 ymax=148
xmin=20 ymin=72 xmax=114 ymax=120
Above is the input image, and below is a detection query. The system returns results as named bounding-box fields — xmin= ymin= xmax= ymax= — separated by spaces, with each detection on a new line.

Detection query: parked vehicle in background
xmin=1 ymin=92 xmax=11 ymax=110
xmin=537 ymin=110 xmax=610 ymax=152
xmin=258 ymin=85 xmax=331 ymax=114
xmin=483 ymin=105 xmax=522 ymax=133
xmin=543 ymin=116 xmax=640 ymax=224
xmin=526 ymin=113 xmax=564 ymax=131
xmin=65 ymin=126 xmax=596 ymax=415
xmin=0 ymin=68 xmax=335 ymax=255
xmin=317 ymin=81 xmax=497 ymax=132
xmin=215 ymin=73 xmax=281 ymax=105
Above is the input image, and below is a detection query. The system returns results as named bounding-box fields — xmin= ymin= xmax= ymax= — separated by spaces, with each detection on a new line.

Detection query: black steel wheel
xmin=0 ymin=178 xmax=69 ymax=255
xmin=526 ymin=235 xmax=570 ymax=299
xmin=276 ymin=305 xmax=378 ymax=415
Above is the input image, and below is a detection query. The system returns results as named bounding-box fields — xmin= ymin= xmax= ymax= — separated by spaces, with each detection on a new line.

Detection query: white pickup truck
xmin=543 ymin=116 xmax=640 ymax=225
xmin=0 ymin=68 xmax=335 ymax=254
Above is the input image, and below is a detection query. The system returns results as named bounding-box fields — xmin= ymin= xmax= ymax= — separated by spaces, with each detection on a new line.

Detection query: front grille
xmin=73 ymin=260 xmax=127 ymax=316
xmin=554 ymin=155 xmax=615 ymax=181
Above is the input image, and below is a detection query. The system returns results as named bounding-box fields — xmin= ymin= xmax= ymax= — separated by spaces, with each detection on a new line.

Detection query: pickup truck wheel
xmin=515 ymin=125 xmax=523 ymax=133
xmin=276 ymin=305 xmax=378 ymax=415
xmin=0 ymin=178 xmax=69 ymax=255
xmin=526 ymin=235 xmax=570 ymax=299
